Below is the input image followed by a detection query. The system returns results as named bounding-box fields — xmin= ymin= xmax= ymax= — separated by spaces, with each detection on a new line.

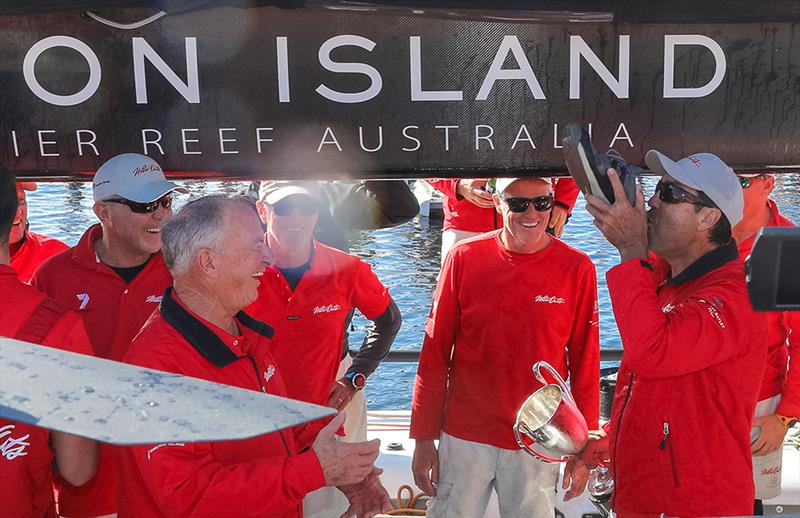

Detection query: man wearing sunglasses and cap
xmin=10 ymin=181 xmax=68 ymax=282
xmin=31 ymin=153 xmax=187 ymax=518
xmin=411 ymin=177 xmax=599 ymax=518
xmin=577 ymin=152 xmax=767 ymax=516
xmin=732 ymin=172 xmax=798 ymax=513
xmin=247 ymin=182 xmax=401 ymax=518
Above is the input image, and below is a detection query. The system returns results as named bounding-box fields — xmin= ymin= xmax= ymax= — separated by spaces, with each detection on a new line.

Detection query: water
xmin=25 ymin=177 xmax=800 ymax=410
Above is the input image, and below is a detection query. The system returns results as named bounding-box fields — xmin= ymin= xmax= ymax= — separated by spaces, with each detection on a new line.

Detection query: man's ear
xmin=762 ymin=175 xmax=775 ymax=196
xmin=698 ymin=207 xmax=722 ymax=232
xmin=196 ymin=248 xmax=219 ymax=278
xmin=493 ymin=193 xmax=502 ymax=213
xmin=93 ymin=202 xmax=112 ymax=226
xmin=256 ymin=200 xmax=269 ymax=224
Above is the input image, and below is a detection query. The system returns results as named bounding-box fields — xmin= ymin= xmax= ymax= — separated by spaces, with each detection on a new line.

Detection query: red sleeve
xmin=777 ymin=311 xmax=800 ymax=418
xmin=409 ymin=248 xmax=460 ymax=440
xmin=606 ymin=259 xmax=766 ymax=378
xmin=352 ymin=260 xmax=391 ymax=320
xmin=129 ymin=441 xmax=324 ymax=518
xmin=553 ymin=178 xmax=580 ymax=213
xmin=426 ymin=179 xmax=460 ymax=200
xmin=567 ymin=262 xmax=601 ymax=428
xmin=44 ymin=312 xmax=95 ymax=357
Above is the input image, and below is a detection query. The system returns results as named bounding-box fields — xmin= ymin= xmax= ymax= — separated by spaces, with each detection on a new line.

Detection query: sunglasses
xmin=272 ymin=198 xmax=320 ymax=216
xmin=501 ymin=195 xmax=554 ymax=213
xmin=655 ymin=181 xmax=712 ymax=207
xmin=105 ymin=194 xmax=173 ymax=213
xmin=737 ymin=175 xmax=767 ymax=189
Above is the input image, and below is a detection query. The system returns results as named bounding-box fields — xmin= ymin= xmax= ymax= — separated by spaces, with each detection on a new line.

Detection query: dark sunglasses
xmin=737 ymin=175 xmax=767 ymax=189
xmin=105 ymin=194 xmax=173 ymax=213
xmin=272 ymin=198 xmax=320 ymax=216
xmin=655 ymin=181 xmax=712 ymax=207
xmin=502 ymin=195 xmax=554 ymax=213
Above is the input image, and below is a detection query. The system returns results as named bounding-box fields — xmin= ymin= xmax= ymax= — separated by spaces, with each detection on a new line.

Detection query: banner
xmin=1 ymin=6 xmax=798 ymax=179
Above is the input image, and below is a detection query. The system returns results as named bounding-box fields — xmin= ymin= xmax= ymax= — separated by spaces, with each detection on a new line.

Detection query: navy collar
xmin=667 ymin=240 xmax=739 ymax=285
xmin=159 ymin=287 xmax=274 ymax=367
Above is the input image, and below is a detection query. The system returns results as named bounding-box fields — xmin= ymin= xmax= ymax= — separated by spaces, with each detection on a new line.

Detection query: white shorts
xmin=751 ymin=394 xmax=783 ymax=500
xmin=441 ymin=229 xmax=482 ymax=265
xmin=428 ymin=432 xmax=559 ymax=518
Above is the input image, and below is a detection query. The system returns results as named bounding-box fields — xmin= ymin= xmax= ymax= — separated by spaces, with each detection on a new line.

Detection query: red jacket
xmin=31 ymin=224 xmax=173 ymax=517
xmin=0 ymin=265 xmax=93 ymax=518
xmin=410 ymin=231 xmax=600 ymax=449
xmin=118 ymin=288 xmax=325 ymax=518
xmin=427 ymin=178 xmax=580 ymax=232
xmin=737 ymin=199 xmax=800 ymax=416
xmin=247 ymin=241 xmax=390 ymax=411
xmin=10 ymin=230 xmax=68 ymax=283
xmin=606 ymin=244 xmax=767 ymax=517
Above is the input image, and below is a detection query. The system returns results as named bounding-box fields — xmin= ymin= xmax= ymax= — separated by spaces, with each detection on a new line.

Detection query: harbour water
xmin=24 ymin=176 xmax=800 ymax=410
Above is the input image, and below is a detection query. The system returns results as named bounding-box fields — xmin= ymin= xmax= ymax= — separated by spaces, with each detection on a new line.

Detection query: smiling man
xmin=9 ymin=181 xmax=68 ymax=282
xmin=247 ymin=182 xmax=401 ymax=518
xmin=410 ymin=177 xmax=599 ymax=518
xmin=31 ymin=153 xmax=186 ymax=518
xmin=579 ymin=152 xmax=768 ymax=517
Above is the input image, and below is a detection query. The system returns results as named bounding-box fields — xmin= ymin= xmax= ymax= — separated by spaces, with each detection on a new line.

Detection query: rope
xmin=383 ymin=484 xmax=429 ymax=516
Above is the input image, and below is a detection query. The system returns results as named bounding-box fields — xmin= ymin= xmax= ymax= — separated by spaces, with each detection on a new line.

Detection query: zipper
xmin=243 ymin=356 xmax=292 ymax=457
xmin=658 ymin=419 xmax=680 ymax=486
xmin=610 ymin=371 xmax=634 ymax=508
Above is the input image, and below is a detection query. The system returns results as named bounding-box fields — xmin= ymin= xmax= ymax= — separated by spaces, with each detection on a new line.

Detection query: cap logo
xmin=132 ymin=163 xmax=162 ymax=176
xmin=688 ymin=156 xmax=702 ymax=167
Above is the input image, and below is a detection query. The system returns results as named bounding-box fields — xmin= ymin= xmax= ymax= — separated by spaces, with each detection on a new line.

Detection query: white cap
xmin=93 ymin=153 xmax=187 ymax=203
xmin=494 ymin=177 xmax=551 ymax=195
xmin=645 ymin=151 xmax=743 ymax=227
xmin=258 ymin=181 xmax=321 ymax=205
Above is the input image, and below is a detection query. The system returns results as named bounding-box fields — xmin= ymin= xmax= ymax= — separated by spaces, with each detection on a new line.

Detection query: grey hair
xmin=161 ymin=195 xmax=257 ymax=276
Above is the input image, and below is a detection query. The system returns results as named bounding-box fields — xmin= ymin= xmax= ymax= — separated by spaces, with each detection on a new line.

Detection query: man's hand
xmin=578 ymin=430 xmax=611 ymax=470
xmin=752 ymin=414 xmax=789 ymax=456
xmin=338 ymin=467 xmax=391 ymax=518
xmin=411 ymin=439 xmax=438 ymax=496
xmin=456 ymin=179 xmax=495 ymax=208
xmin=585 ymin=169 xmax=648 ymax=262
xmin=548 ymin=205 xmax=569 ymax=237
xmin=313 ymin=412 xmax=381 ymax=486
xmin=327 ymin=378 xmax=357 ymax=411
xmin=562 ymin=457 xmax=590 ymax=501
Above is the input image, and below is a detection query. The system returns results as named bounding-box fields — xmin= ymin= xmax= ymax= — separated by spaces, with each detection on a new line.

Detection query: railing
xmin=361 ymin=348 xmax=623 ymax=363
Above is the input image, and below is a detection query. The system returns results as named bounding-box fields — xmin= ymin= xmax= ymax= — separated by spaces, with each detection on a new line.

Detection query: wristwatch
xmin=344 ymin=372 xmax=367 ymax=391
xmin=776 ymin=414 xmax=798 ymax=428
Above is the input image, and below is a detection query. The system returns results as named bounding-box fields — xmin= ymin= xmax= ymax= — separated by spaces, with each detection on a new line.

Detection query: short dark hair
xmin=0 ymin=166 xmax=19 ymax=247
xmin=694 ymin=191 xmax=732 ymax=245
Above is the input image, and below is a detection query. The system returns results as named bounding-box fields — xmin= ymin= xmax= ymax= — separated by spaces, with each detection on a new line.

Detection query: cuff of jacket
xmin=285 ymin=448 xmax=327 ymax=497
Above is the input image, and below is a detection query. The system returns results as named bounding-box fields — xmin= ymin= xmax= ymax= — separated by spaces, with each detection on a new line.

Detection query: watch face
xmin=352 ymin=373 xmax=366 ymax=389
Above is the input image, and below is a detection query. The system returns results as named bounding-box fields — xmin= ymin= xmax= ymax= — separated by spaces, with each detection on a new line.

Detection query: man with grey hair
xmin=118 ymin=195 xmax=390 ymax=518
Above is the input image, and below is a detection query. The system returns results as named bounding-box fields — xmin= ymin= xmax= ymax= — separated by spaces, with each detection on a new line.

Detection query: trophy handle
xmin=513 ymin=422 xmax=569 ymax=464
xmin=532 ymin=361 xmax=575 ymax=404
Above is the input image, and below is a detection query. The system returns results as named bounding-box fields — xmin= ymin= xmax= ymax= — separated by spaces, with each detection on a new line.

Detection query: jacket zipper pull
xmin=658 ymin=421 xmax=669 ymax=449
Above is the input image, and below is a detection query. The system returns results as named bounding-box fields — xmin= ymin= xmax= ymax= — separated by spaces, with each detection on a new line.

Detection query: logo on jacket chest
xmin=313 ymin=303 xmax=342 ymax=315
xmin=75 ymin=293 xmax=90 ymax=310
xmin=0 ymin=424 xmax=30 ymax=460
xmin=534 ymin=294 xmax=565 ymax=305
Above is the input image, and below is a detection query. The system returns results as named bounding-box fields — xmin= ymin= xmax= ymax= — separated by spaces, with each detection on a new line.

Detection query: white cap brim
xmin=263 ymin=185 xmax=318 ymax=205
xmin=113 ymin=181 xmax=188 ymax=203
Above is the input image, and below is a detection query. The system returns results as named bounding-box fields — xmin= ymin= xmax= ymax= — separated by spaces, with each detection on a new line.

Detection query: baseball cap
xmin=645 ymin=151 xmax=743 ymax=227
xmin=92 ymin=153 xmax=187 ymax=203
xmin=494 ymin=177 xmax=552 ymax=195
xmin=258 ymin=181 xmax=321 ymax=205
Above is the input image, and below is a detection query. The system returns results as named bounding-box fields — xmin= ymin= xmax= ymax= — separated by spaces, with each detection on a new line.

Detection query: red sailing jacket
xmin=247 ymin=241 xmax=390 ymax=412
xmin=10 ymin=230 xmax=68 ymax=283
xmin=410 ymin=231 xmax=600 ymax=449
xmin=31 ymin=224 xmax=173 ymax=517
xmin=427 ymin=178 xmax=580 ymax=232
xmin=606 ymin=244 xmax=767 ymax=517
xmin=118 ymin=288 xmax=325 ymax=518
xmin=737 ymin=199 xmax=800 ymax=417
xmin=0 ymin=265 xmax=93 ymax=518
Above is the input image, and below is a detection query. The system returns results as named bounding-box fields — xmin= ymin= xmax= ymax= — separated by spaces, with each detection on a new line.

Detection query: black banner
xmin=1 ymin=6 xmax=798 ymax=179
